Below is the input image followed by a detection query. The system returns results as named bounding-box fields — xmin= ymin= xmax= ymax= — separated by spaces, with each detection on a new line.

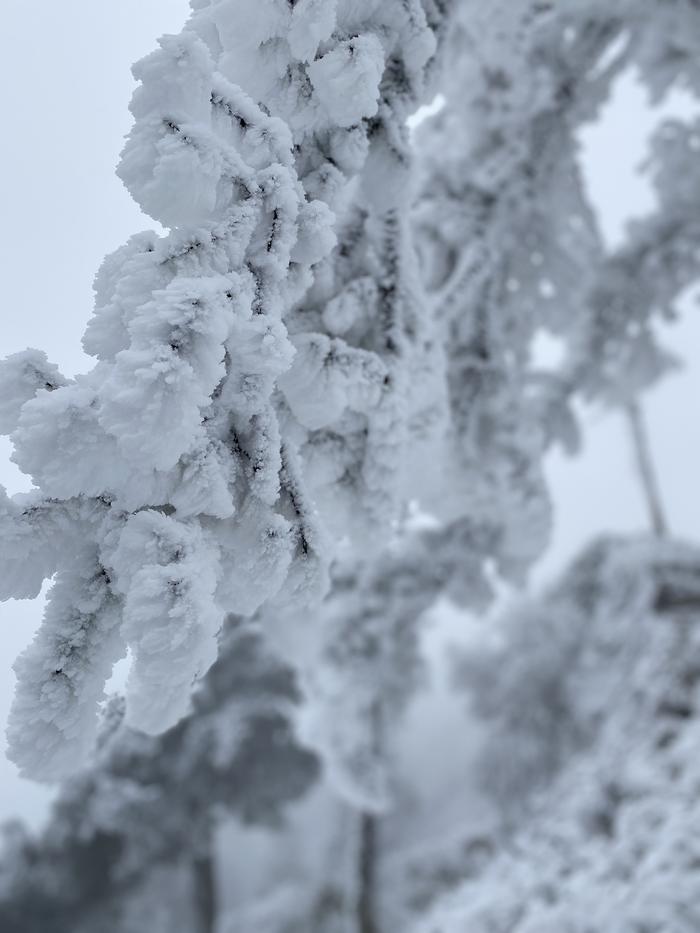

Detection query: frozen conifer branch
xmin=0 ymin=1 xmax=451 ymax=779
xmin=0 ymin=27 xmax=332 ymax=777
xmin=300 ymin=516 xmax=497 ymax=813
xmin=416 ymin=0 xmax=698 ymax=566
xmin=1 ymin=0 xmax=700 ymax=930
xmin=417 ymin=536 xmax=700 ymax=932
xmin=571 ymin=112 xmax=700 ymax=406
xmin=414 ymin=0 xmax=629 ymax=577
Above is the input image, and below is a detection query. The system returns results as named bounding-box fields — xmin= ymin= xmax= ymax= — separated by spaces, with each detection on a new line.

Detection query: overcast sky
xmin=1 ymin=3 xmax=698 ymax=829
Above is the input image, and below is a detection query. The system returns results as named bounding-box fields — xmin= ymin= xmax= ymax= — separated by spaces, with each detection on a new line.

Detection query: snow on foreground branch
xmin=2 ymin=0 xmax=700 ymax=929
xmin=0 ymin=1 xmax=449 ymax=780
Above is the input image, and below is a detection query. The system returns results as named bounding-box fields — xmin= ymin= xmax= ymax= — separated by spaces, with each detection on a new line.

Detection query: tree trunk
xmin=192 ymin=832 xmax=217 ymax=933
xmin=625 ymin=398 xmax=669 ymax=539
xmin=357 ymin=812 xmax=379 ymax=933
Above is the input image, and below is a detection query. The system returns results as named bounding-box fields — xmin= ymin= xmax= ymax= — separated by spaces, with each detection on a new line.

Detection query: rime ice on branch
xmin=0 ymin=1 xmax=447 ymax=779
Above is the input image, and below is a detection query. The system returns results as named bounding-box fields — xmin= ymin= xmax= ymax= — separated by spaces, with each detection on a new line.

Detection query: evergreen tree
xmin=0 ymin=621 xmax=318 ymax=933
xmin=2 ymin=1 xmax=700 ymax=931
xmin=419 ymin=535 xmax=700 ymax=932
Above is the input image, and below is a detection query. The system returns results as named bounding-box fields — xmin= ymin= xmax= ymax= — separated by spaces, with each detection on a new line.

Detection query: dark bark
xmin=625 ymin=399 xmax=669 ymax=539
xmin=357 ymin=813 xmax=379 ymax=933
xmin=192 ymin=837 xmax=217 ymax=933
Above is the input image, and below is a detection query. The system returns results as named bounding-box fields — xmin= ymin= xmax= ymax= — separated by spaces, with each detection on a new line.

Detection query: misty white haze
xmin=1 ymin=3 xmax=699 ymax=931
